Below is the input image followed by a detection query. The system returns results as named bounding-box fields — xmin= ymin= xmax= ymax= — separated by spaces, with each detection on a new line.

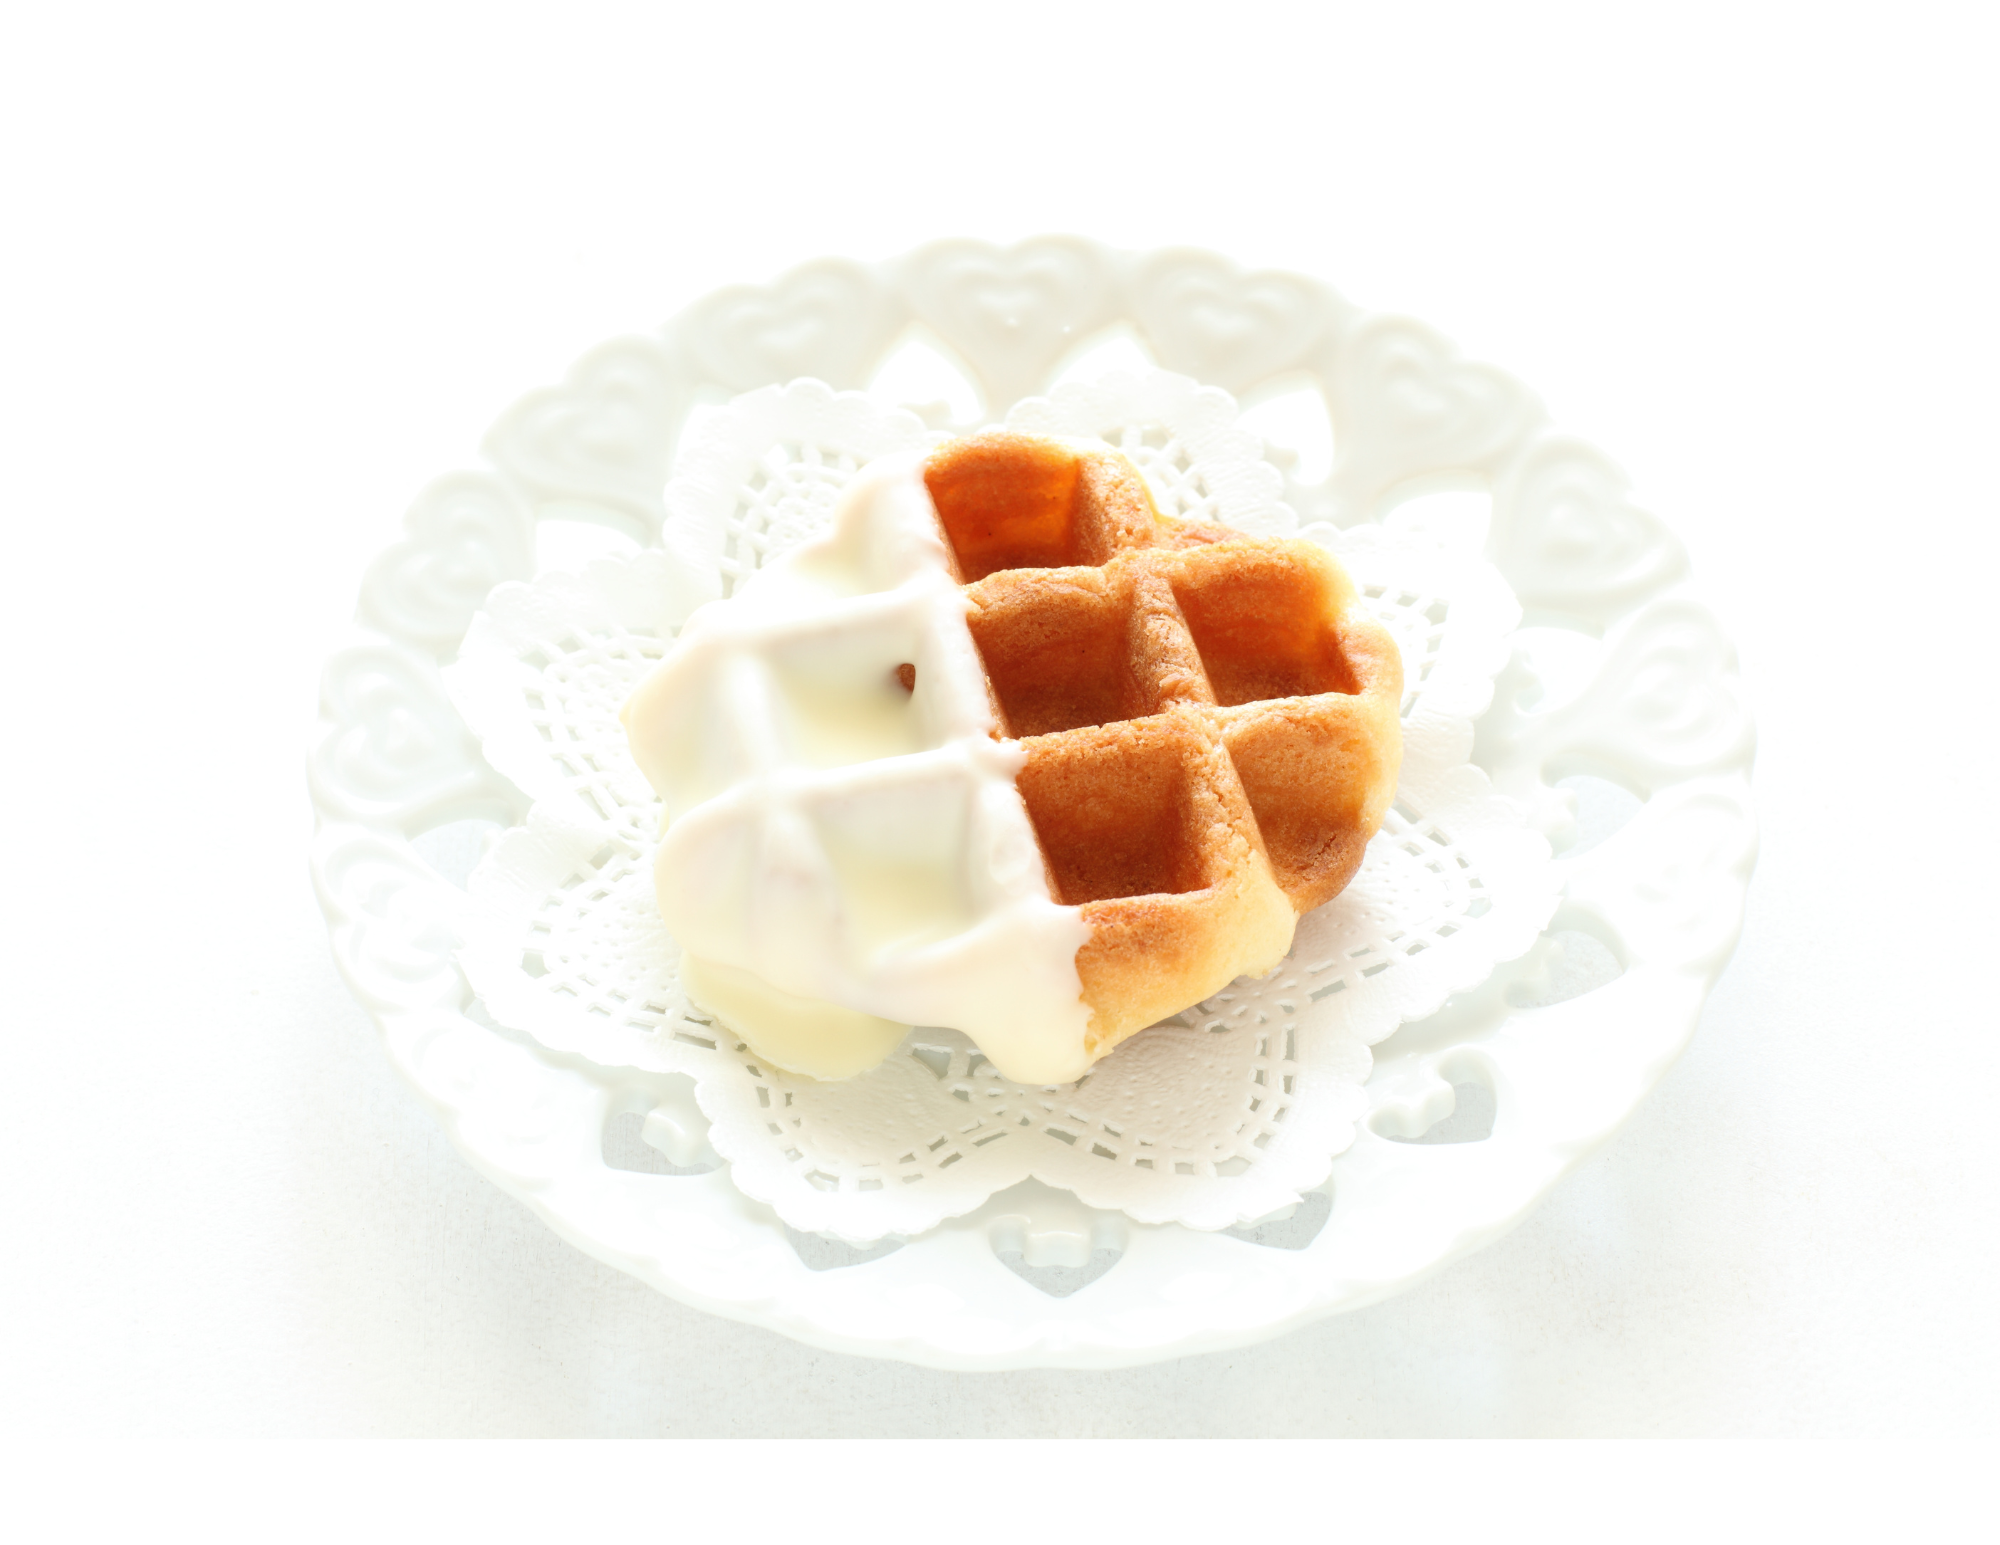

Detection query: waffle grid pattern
xmin=922 ymin=435 xmax=1399 ymax=1044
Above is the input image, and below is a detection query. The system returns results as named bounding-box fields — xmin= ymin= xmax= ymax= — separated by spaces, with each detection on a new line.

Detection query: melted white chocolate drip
xmin=623 ymin=455 xmax=1094 ymax=1085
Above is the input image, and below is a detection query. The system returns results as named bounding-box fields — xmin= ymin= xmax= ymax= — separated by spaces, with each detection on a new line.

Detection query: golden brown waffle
xmin=923 ymin=432 xmax=1405 ymax=1060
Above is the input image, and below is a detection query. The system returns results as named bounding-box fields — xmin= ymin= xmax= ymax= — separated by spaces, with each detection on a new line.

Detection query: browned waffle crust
xmin=922 ymin=432 xmax=1404 ymax=1062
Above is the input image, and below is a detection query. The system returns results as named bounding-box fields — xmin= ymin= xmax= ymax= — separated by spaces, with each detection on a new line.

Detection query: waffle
xmin=628 ymin=429 xmax=1402 ymax=1084
xmin=927 ymin=433 xmax=1404 ymax=1059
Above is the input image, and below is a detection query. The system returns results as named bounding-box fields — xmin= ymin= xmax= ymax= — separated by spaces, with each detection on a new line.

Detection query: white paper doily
xmin=310 ymin=239 xmax=1756 ymax=1369
xmin=445 ymin=374 xmax=1551 ymax=1240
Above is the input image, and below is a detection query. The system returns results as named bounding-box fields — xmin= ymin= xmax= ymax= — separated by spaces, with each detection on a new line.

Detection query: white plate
xmin=310 ymin=239 xmax=1757 ymax=1370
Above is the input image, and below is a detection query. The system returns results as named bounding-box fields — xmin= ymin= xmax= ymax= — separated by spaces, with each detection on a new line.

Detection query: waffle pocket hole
xmin=966 ymin=572 xmax=1146 ymax=736
xmin=926 ymin=434 xmax=1090 ymax=579
xmin=1018 ymin=724 xmax=1211 ymax=903
xmin=1223 ymin=715 xmax=1377 ymax=908
xmin=1172 ymin=551 xmax=1359 ymax=705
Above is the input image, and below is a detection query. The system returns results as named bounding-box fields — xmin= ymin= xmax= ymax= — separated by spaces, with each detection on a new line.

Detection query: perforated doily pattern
xmin=716 ymin=445 xmax=870 ymax=597
xmin=1360 ymin=580 xmax=1450 ymax=717
xmin=448 ymin=374 xmax=1555 ymax=1238
xmin=662 ymin=382 xmax=939 ymax=607
xmin=1008 ymin=371 xmax=1293 ymax=536
xmin=1092 ymin=423 xmax=1222 ymax=526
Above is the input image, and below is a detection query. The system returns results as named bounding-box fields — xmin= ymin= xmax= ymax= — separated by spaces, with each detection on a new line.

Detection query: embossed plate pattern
xmin=310 ymin=239 xmax=1756 ymax=1370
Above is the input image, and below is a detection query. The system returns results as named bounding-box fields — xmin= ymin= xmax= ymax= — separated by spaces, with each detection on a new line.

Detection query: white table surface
xmin=4 ymin=1 xmax=1995 ymax=1437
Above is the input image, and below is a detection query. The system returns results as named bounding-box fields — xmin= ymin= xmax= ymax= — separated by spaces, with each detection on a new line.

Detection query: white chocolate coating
xmin=623 ymin=455 xmax=1094 ymax=1085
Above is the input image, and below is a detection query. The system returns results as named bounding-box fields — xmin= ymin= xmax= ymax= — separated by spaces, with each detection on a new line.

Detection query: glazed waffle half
xmin=928 ymin=433 xmax=1404 ymax=1059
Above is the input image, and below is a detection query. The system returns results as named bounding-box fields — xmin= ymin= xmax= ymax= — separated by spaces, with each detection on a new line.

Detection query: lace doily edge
xmin=452 ymin=783 xmax=1562 ymax=1240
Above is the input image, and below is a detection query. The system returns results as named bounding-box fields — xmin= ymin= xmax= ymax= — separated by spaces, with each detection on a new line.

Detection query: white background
xmin=3 ymin=0 xmax=1996 ymax=1436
